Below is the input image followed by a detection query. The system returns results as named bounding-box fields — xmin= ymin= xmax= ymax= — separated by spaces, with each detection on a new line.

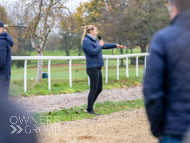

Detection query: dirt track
xmin=11 ymin=86 xmax=157 ymax=143
xmin=38 ymin=108 xmax=157 ymax=143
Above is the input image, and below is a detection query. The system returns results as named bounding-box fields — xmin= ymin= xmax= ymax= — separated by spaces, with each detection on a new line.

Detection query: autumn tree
xmin=98 ymin=0 xmax=131 ymax=66
xmin=18 ymin=0 xmax=69 ymax=82
xmin=59 ymin=13 xmax=83 ymax=56
xmin=75 ymin=0 xmax=105 ymax=26
xmin=125 ymin=0 xmax=169 ymax=64
xmin=75 ymin=0 xmax=129 ymax=66
xmin=127 ymin=0 xmax=169 ymax=53
xmin=0 ymin=5 xmax=19 ymax=52
xmin=75 ymin=0 xmax=169 ymax=65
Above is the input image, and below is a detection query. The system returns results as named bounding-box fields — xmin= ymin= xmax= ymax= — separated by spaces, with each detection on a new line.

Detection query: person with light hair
xmin=82 ymin=25 xmax=126 ymax=115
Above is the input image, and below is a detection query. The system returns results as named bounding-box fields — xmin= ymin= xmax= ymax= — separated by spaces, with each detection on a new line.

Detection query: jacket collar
xmin=86 ymin=33 xmax=97 ymax=41
xmin=170 ymin=10 xmax=190 ymax=25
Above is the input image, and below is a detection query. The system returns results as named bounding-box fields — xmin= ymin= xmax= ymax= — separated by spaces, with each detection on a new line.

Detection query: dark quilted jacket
xmin=83 ymin=35 xmax=116 ymax=68
xmin=143 ymin=11 xmax=190 ymax=138
xmin=0 ymin=32 xmax=14 ymax=77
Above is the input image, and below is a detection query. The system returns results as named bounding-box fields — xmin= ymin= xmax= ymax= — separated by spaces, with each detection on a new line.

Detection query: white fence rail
xmin=12 ymin=53 xmax=149 ymax=92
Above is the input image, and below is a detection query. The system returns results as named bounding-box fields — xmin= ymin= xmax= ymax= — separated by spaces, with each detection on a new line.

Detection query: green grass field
xmin=10 ymin=65 xmax=144 ymax=97
xmin=10 ymin=47 xmax=145 ymax=97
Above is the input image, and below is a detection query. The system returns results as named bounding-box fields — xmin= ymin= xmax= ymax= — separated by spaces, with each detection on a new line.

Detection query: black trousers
xmin=86 ymin=67 xmax=102 ymax=111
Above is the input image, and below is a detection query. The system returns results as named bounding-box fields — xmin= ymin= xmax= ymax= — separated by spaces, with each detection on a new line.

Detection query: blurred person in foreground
xmin=82 ymin=25 xmax=126 ymax=115
xmin=0 ymin=20 xmax=13 ymax=100
xmin=143 ymin=0 xmax=190 ymax=142
xmin=0 ymin=99 xmax=38 ymax=143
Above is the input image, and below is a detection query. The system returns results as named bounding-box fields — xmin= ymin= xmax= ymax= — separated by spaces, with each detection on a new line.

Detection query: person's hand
xmin=99 ymin=40 xmax=104 ymax=46
xmin=116 ymin=44 xmax=127 ymax=49
xmin=4 ymin=25 xmax=9 ymax=28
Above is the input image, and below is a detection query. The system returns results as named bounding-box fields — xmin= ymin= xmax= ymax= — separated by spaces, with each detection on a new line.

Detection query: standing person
xmin=143 ymin=0 xmax=190 ymax=142
xmin=82 ymin=25 xmax=126 ymax=115
xmin=0 ymin=20 xmax=14 ymax=100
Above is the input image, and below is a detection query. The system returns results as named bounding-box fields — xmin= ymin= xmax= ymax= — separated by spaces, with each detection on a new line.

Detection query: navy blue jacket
xmin=83 ymin=35 xmax=116 ymax=68
xmin=0 ymin=32 xmax=14 ymax=78
xmin=143 ymin=11 xmax=190 ymax=138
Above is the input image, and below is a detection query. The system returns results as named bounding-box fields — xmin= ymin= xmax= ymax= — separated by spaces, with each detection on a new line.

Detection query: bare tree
xmin=20 ymin=0 xmax=69 ymax=82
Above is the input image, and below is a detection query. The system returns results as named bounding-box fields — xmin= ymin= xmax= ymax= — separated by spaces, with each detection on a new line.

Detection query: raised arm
xmin=102 ymin=43 xmax=126 ymax=50
xmin=102 ymin=44 xmax=117 ymax=49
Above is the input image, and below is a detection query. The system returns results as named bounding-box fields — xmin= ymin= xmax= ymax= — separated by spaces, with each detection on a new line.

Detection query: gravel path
xmin=38 ymin=108 xmax=156 ymax=143
xmin=11 ymin=86 xmax=143 ymax=113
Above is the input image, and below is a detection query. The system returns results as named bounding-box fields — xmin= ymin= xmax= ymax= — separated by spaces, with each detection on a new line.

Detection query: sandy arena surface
xmin=11 ymin=86 xmax=157 ymax=143
xmin=38 ymin=108 xmax=157 ymax=143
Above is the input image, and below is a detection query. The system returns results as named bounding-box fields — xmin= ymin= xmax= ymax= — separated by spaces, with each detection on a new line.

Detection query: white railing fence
xmin=12 ymin=53 xmax=149 ymax=92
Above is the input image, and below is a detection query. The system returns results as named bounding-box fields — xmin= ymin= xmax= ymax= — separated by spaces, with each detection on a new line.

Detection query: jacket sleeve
xmin=143 ymin=33 xmax=166 ymax=138
xmin=83 ymin=40 xmax=102 ymax=56
xmin=0 ymin=42 xmax=7 ymax=69
xmin=102 ymin=44 xmax=117 ymax=49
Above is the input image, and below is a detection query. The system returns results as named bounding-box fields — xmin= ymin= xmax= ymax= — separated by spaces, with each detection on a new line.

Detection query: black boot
xmin=86 ymin=108 xmax=100 ymax=116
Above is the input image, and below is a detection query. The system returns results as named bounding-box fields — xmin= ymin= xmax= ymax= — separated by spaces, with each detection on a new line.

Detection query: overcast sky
xmin=1 ymin=0 xmax=89 ymax=32
xmin=3 ymin=0 xmax=89 ymax=12
xmin=66 ymin=0 xmax=89 ymax=11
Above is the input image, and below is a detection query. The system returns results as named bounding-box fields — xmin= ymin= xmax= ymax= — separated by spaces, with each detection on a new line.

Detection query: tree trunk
xmin=66 ymin=51 xmax=69 ymax=56
xmin=78 ymin=48 xmax=81 ymax=56
xmin=140 ymin=45 xmax=147 ymax=53
xmin=78 ymin=46 xmax=82 ymax=56
xmin=126 ymin=48 xmax=128 ymax=54
xmin=36 ymin=52 xmax=43 ymax=82
xmin=136 ymin=44 xmax=147 ymax=65
xmin=131 ymin=48 xmax=133 ymax=54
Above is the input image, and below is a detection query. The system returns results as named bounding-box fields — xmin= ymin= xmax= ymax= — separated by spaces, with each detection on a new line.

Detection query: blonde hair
xmin=81 ymin=25 xmax=96 ymax=45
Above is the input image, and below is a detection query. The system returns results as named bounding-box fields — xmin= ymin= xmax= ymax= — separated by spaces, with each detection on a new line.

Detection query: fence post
xmin=144 ymin=56 xmax=147 ymax=70
xmin=88 ymin=76 xmax=90 ymax=86
xmin=105 ymin=58 xmax=108 ymax=84
xmin=126 ymin=57 xmax=129 ymax=78
xmin=117 ymin=58 xmax=119 ymax=80
xmin=48 ymin=60 xmax=51 ymax=91
xmin=69 ymin=59 xmax=72 ymax=87
xmin=136 ymin=56 xmax=139 ymax=77
xmin=24 ymin=60 xmax=27 ymax=92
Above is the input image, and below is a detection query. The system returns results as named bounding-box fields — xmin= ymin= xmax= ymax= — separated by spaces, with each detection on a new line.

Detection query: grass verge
xmin=10 ymin=75 xmax=142 ymax=97
xmin=33 ymin=99 xmax=144 ymax=124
